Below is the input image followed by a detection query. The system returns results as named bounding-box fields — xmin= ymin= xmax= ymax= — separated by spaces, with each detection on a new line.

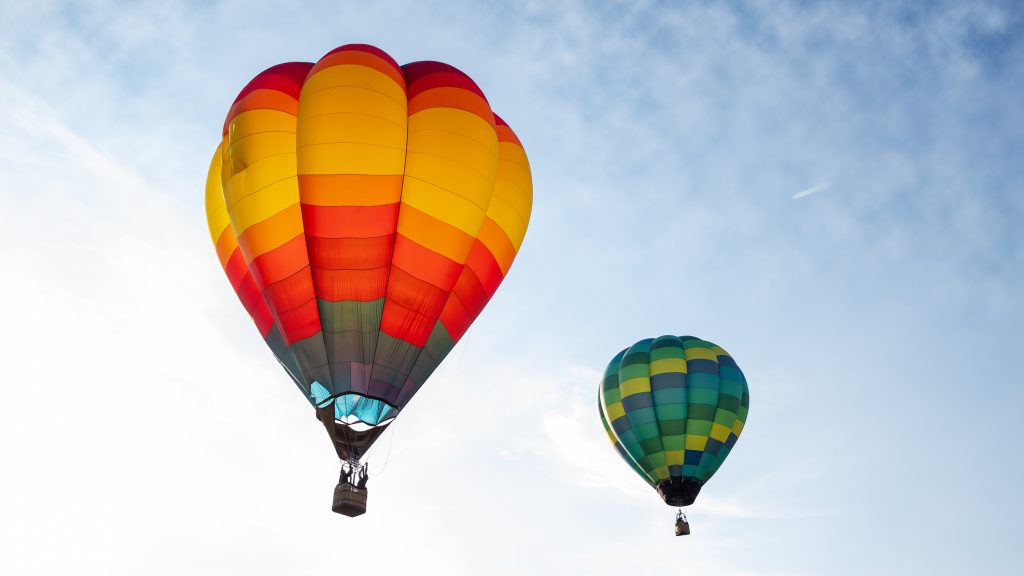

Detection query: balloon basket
xmin=674 ymin=510 xmax=690 ymax=536
xmin=332 ymin=482 xmax=368 ymax=517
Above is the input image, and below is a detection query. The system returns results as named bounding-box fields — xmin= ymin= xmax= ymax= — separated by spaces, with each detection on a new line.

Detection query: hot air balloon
xmin=598 ymin=335 xmax=749 ymax=535
xmin=204 ymin=44 xmax=532 ymax=516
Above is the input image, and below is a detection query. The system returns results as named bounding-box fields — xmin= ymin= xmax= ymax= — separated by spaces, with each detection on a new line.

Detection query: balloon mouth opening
xmin=336 ymin=416 xmax=396 ymax=431
xmin=311 ymin=384 xmax=399 ymax=427
xmin=656 ymin=478 xmax=703 ymax=507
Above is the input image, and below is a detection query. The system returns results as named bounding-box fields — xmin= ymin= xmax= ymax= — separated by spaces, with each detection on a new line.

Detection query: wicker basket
xmin=332 ymin=483 xmax=368 ymax=517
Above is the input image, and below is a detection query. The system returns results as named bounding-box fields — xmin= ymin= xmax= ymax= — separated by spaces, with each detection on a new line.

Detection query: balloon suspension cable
xmin=336 ymin=458 xmax=356 ymax=481
xmin=381 ymin=325 xmax=474 ymax=465
xmin=366 ymin=416 xmax=396 ymax=476
xmin=338 ymin=458 xmax=370 ymax=485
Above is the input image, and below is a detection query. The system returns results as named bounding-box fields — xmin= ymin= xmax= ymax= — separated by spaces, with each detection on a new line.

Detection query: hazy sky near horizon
xmin=1 ymin=1 xmax=1022 ymax=574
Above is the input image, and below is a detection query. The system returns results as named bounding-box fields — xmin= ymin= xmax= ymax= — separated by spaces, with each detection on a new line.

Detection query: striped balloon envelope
xmin=204 ymin=44 xmax=532 ymax=471
xmin=598 ymin=335 xmax=749 ymax=510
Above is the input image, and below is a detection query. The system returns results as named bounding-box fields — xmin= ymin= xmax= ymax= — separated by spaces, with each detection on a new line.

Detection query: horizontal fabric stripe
xmin=306 ymin=235 xmax=394 ymax=270
xmin=298 ymin=174 xmax=403 ymax=206
xmin=391 ymin=234 xmax=462 ymax=290
xmin=408 ymin=87 xmax=494 ymax=126
xmin=300 ymin=203 xmax=399 ymax=238
xmin=309 ymin=45 xmax=406 ymax=88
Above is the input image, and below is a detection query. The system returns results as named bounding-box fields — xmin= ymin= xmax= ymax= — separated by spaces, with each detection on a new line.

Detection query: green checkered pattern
xmin=599 ymin=335 xmax=749 ymax=488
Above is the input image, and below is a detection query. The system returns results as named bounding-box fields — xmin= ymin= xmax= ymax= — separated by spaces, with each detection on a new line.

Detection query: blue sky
xmin=1 ymin=1 xmax=1022 ymax=574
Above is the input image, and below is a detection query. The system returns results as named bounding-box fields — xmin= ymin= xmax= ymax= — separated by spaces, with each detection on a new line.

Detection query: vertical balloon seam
xmin=620 ymin=338 xmax=668 ymax=481
xmin=269 ymin=73 xmax=332 ymax=397
xmin=688 ymin=336 xmax=720 ymax=479
xmin=682 ymin=337 xmax=716 ymax=482
xmin=725 ymin=352 xmax=748 ymax=474
xmin=270 ymin=68 xmax=325 ymax=392
xmin=643 ymin=338 xmax=673 ymax=482
xmin=365 ymin=60 xmax=499 ymax=413
xmin=358 ymin=60 xmax=412 ymax=412
xmin=609 ymin=350 xmax=641 ymax=472
xmin=643 ymin=337 xmax=674 ymax=482
xmin=362 ymin=55 xmax=416 ymax=412
xmin=207 ymin=140 xmax=307 ymax=387
xmin=610 ymin=351 xmax=641 ymax=479
xmin=285 ymin=60 xmax=339 ymax=407
xmin=718 ymin=344 xmax=748 ymax=479
xmin=679 ymin=337 xmax=703 ymax=482
xmin=385 ymin=112 xmax=533 ymax=409
xmin=354 ymin=45 xmax=408 ymax=423
xmin=616 ymin=349 xmax=659 ymax=486
xmin=706 ymin=352 xmax=748 ymax=479
xmin=295 ymin=44 xmax=409 ymax=418
xmin=598 ymin=393 xmax=636 ymax=480
xmin=601 ymin=348 xmax=659 ymax=486
xmin=297 ymin=57 xmax=339 ymax=413
xmin=392 ymin=120 xmax=526 ymax=408
xmin=205 ymin=142 xmax=311 ymax=396
xmin=599 ymin=366 xmax=658 ymax=486
xmin=238 ymin=67 xmax=315 ymax=396
xmin=653 ymin=335 xmax=687 ymax=481
xmin=649 ymin=335 xmax=686 ymax=481
xmin=698 ymin=344 xmax=739 ymax=480
xmin=222 ymin=62 xmax=328 ymax=400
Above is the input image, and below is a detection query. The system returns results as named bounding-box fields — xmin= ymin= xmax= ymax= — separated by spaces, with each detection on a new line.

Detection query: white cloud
xmin=536 ymin=366 xmax=650 ymax=494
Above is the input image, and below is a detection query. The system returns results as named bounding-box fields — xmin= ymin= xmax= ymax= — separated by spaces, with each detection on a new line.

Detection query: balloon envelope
xmin=598 ymin=335 xmax=749 ymax=506
xmin=205 ymin=44 xmax=532 ymax=460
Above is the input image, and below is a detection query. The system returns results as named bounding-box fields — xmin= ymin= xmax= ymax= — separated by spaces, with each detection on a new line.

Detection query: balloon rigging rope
xmin=369 ymin=325 xmax=474 ymax=474
xmin=368 ymin=413 xmax=396 ymax=476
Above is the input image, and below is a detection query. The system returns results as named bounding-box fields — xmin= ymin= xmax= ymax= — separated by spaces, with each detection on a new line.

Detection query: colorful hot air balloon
xmin=598 ymin=335 xmax=749 ymax=535
xmin=204 ymin=44 xmax=532 ymax=516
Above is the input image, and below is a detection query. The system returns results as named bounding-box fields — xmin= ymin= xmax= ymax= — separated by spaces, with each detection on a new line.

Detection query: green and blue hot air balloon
xmin=598 ymin=335 xmax=749 ymax=533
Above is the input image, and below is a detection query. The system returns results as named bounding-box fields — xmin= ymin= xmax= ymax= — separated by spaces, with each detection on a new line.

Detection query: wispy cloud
xmin=791 ymin=182 xmax=831 ymax=200
xmin=535 ymin=366 xmax=651 ymax=495
xmin=0 ymin=79 xmax=152 ymax=199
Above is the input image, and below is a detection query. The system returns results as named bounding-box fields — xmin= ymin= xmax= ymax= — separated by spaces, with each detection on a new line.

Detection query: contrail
xmin=792 ymin=182 xmax=831 ymax=200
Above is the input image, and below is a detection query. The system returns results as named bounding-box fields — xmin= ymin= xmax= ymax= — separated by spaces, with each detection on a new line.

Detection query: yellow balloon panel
xmin=235 ymin=204 xmax=304 ymax=258
xmin=223 ymin=153 xmax=298 ymax=210
xmin=495 ymin=142 xmax=533 ymax=217
xmin=301 ymin=65 xmax=407 ymax=109
xmin=297 ymin=143 xmax=406 ymax=176
xmin=205 ymin=143 xmax=230 ymax=245
xmin=228 ymin=177 xmax=301 ymax=240
xmin=399 ymin=177 xmax=487 ymax=238
xmin=481 ymin=196 xmax=529 ymax=253
xmin=394 ymin=204 xmax=475 ymax=263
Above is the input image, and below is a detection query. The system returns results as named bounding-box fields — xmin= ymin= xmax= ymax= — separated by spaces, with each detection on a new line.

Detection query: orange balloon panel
xmin=205 ymin=45 xmax=532 ymax=425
